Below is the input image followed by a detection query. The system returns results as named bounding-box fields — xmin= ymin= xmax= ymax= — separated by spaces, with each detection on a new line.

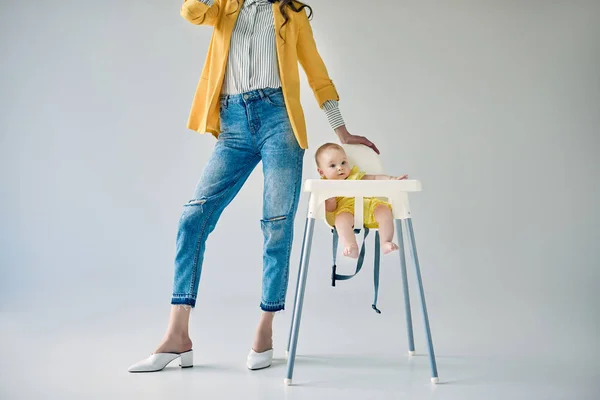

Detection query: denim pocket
xmin=219 ymin=97 xmax=229 ymax=110
xmin=264 ymin=91 xmax=286 ymax=108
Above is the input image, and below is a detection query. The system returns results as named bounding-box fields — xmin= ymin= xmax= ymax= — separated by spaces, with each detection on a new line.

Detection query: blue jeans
xmin=171 ymin=88 xmax=305 ymax=312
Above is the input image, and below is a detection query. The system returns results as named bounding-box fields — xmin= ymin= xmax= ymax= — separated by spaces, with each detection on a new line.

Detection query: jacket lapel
xmin=272 ymin=2 xmax=286 ymax=50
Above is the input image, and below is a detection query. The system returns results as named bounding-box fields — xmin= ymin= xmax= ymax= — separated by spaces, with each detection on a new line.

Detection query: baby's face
xmin=317 ymin=148 xmax=351 ymax=180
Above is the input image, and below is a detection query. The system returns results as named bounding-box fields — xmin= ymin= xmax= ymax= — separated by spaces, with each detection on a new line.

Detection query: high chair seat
xmin=283 ymin=144 xmax=439 ymax=386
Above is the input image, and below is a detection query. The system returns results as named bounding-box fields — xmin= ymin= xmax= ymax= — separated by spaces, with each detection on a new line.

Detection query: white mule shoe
xmin=246 ymin=348 xmax=273 ymax=370
xmin=128 ymin=350 xmax=193 ymax=373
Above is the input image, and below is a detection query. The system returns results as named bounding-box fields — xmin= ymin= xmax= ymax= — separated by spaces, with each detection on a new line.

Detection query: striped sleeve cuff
xmin=197 ymin=0 xmax=214 ymax=5
xmin=322 ymin=100 xmax=346 ymax=130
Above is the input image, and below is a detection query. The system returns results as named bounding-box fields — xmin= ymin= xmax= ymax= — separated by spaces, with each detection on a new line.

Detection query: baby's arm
xmin=362 ymin=174 xmax=408 ymax=181
xmin=325 ymin=197 xmax=337 ymax=212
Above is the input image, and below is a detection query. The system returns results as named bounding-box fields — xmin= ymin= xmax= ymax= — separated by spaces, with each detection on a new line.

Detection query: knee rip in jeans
xmin=263 ymin=215 xmax=287 ymax=222
xmin=185 ymin=199 xmax=206 ymax=206
xmin=183 ymin=198 xmax=207 ymax=213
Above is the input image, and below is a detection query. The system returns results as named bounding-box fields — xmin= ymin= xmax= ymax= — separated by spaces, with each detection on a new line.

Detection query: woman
xmin=128 ymin=0 xmax=379 ymax=372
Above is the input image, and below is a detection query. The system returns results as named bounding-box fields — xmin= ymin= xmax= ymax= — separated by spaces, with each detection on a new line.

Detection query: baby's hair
xmin=315 ymin=142 xmax=344 ymax=166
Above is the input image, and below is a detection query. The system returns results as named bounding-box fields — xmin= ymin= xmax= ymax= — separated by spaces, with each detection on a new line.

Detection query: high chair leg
xmin=286 ymin=218 xmax=308 ymax=358
xmin=285 ymin=217 xmax=316 ymax=386
xmin=406 ymin=218 xmax=439 ymax=383
xmin=395 ymin=219 xmax=415 ymax=355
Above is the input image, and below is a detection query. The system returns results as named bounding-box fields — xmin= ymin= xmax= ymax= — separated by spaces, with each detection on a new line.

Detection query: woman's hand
xmin=334 ymin=126 xmax=380 ymax=154
xmin=390 ymin=175 xmax=408 ymax=180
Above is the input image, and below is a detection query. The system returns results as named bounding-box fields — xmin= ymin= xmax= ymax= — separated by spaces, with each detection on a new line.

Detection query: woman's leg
xmin=156 ymin=99 xmax=260 ymax=354
xmin=335 ymin=212 xmax=359 ymax=259
xmin=253 ymin=312 xmax=275 ymax=353
xmin=252 ymin=89 xmax=305 ymax=352
xmin=155 ymin=305 xmax=193 ymax=353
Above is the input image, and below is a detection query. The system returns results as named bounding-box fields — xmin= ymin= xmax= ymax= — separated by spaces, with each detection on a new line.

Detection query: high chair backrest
xmin=343 ymin=144 xmax=384 ymax=175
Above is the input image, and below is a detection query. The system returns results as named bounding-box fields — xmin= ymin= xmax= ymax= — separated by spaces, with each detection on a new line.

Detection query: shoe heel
xmin=179 ymin=350 xmax=193 ymax=368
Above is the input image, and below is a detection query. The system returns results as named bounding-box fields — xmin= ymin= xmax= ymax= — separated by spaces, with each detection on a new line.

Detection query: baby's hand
xmin=390 ymin=174 xmax=408 ymax=180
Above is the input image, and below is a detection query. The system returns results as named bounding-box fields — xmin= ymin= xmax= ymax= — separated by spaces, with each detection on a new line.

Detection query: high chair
xmin=283 ymin=144 xmax=439 ymax=385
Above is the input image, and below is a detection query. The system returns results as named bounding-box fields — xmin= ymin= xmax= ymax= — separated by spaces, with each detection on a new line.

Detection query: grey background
xmin=1 ymin=0 xmax=599 ymax=399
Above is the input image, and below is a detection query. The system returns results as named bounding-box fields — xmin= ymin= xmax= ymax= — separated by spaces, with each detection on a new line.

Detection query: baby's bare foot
xmin=343 ymin=244 xmax=359 ymax=259
xmin=382 ymin=242 xmax=399 ymax=254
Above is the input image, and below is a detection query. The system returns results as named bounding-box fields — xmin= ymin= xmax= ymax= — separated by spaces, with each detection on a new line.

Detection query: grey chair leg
xmin=284 ymin=217 xmax=316 ymax=386
xmin=395 ymin=219 xmax=415 ymax=355
xmin=406 ymin=218 xmax=439 ymax=383
xmin=286 ymin=217 xmax=308 ymax=357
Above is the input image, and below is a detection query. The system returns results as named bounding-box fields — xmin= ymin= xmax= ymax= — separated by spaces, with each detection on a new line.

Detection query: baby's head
xmin=315 ymin=143 xmax=351 ymax=180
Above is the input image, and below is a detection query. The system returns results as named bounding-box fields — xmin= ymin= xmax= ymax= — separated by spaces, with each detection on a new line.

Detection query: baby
xmin=315 ymin=143 xmax=408 ymax=259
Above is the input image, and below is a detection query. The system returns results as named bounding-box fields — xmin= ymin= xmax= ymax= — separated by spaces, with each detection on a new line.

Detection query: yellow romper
xmin=325 ymin=166 xmax=392 ymax=229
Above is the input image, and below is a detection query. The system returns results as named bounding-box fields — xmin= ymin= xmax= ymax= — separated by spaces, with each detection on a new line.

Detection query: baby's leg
xmin=374 ymin=204 xmax=399 ymax=254
xmin=335 ymin=212 xmax=359 ymax=259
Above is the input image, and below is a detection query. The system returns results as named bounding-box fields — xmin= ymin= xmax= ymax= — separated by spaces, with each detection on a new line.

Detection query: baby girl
xmin=315 ymin=143 xmax=408 ymax=258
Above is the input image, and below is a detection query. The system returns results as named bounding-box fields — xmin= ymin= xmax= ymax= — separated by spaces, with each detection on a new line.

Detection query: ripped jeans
xmin=171 ymin=88 xmax=305 ymax=312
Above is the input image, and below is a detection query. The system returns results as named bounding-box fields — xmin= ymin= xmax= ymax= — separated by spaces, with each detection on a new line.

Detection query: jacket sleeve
xmin=296 ymin=9 xmax=340 ymax=107
xmin=181 ymin=0 xmax=221 ymax=26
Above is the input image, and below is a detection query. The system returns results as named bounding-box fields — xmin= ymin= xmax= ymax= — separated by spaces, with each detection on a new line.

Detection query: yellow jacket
xmin=180 ymin=0 xmax=339 ymax=149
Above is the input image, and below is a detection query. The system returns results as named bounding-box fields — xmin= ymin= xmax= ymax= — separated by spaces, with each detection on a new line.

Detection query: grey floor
xmin=1 ymin=297 xmax=597 ymax=400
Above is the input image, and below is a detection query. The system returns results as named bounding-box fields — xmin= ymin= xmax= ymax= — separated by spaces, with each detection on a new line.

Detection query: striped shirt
xmin=198 ymin=0 xmax=345 ymax=130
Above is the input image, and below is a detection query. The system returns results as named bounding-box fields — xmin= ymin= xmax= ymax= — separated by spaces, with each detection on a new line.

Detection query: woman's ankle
xmin=252 ymin=331 xmax=273 ymax=353
xmin=165 ymin=331 xmax=191 ymax=343
xmin=253 ymin=312 xmax=274 ymax=352
xmin=155 ymin=335 xmax=193 ymax=354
